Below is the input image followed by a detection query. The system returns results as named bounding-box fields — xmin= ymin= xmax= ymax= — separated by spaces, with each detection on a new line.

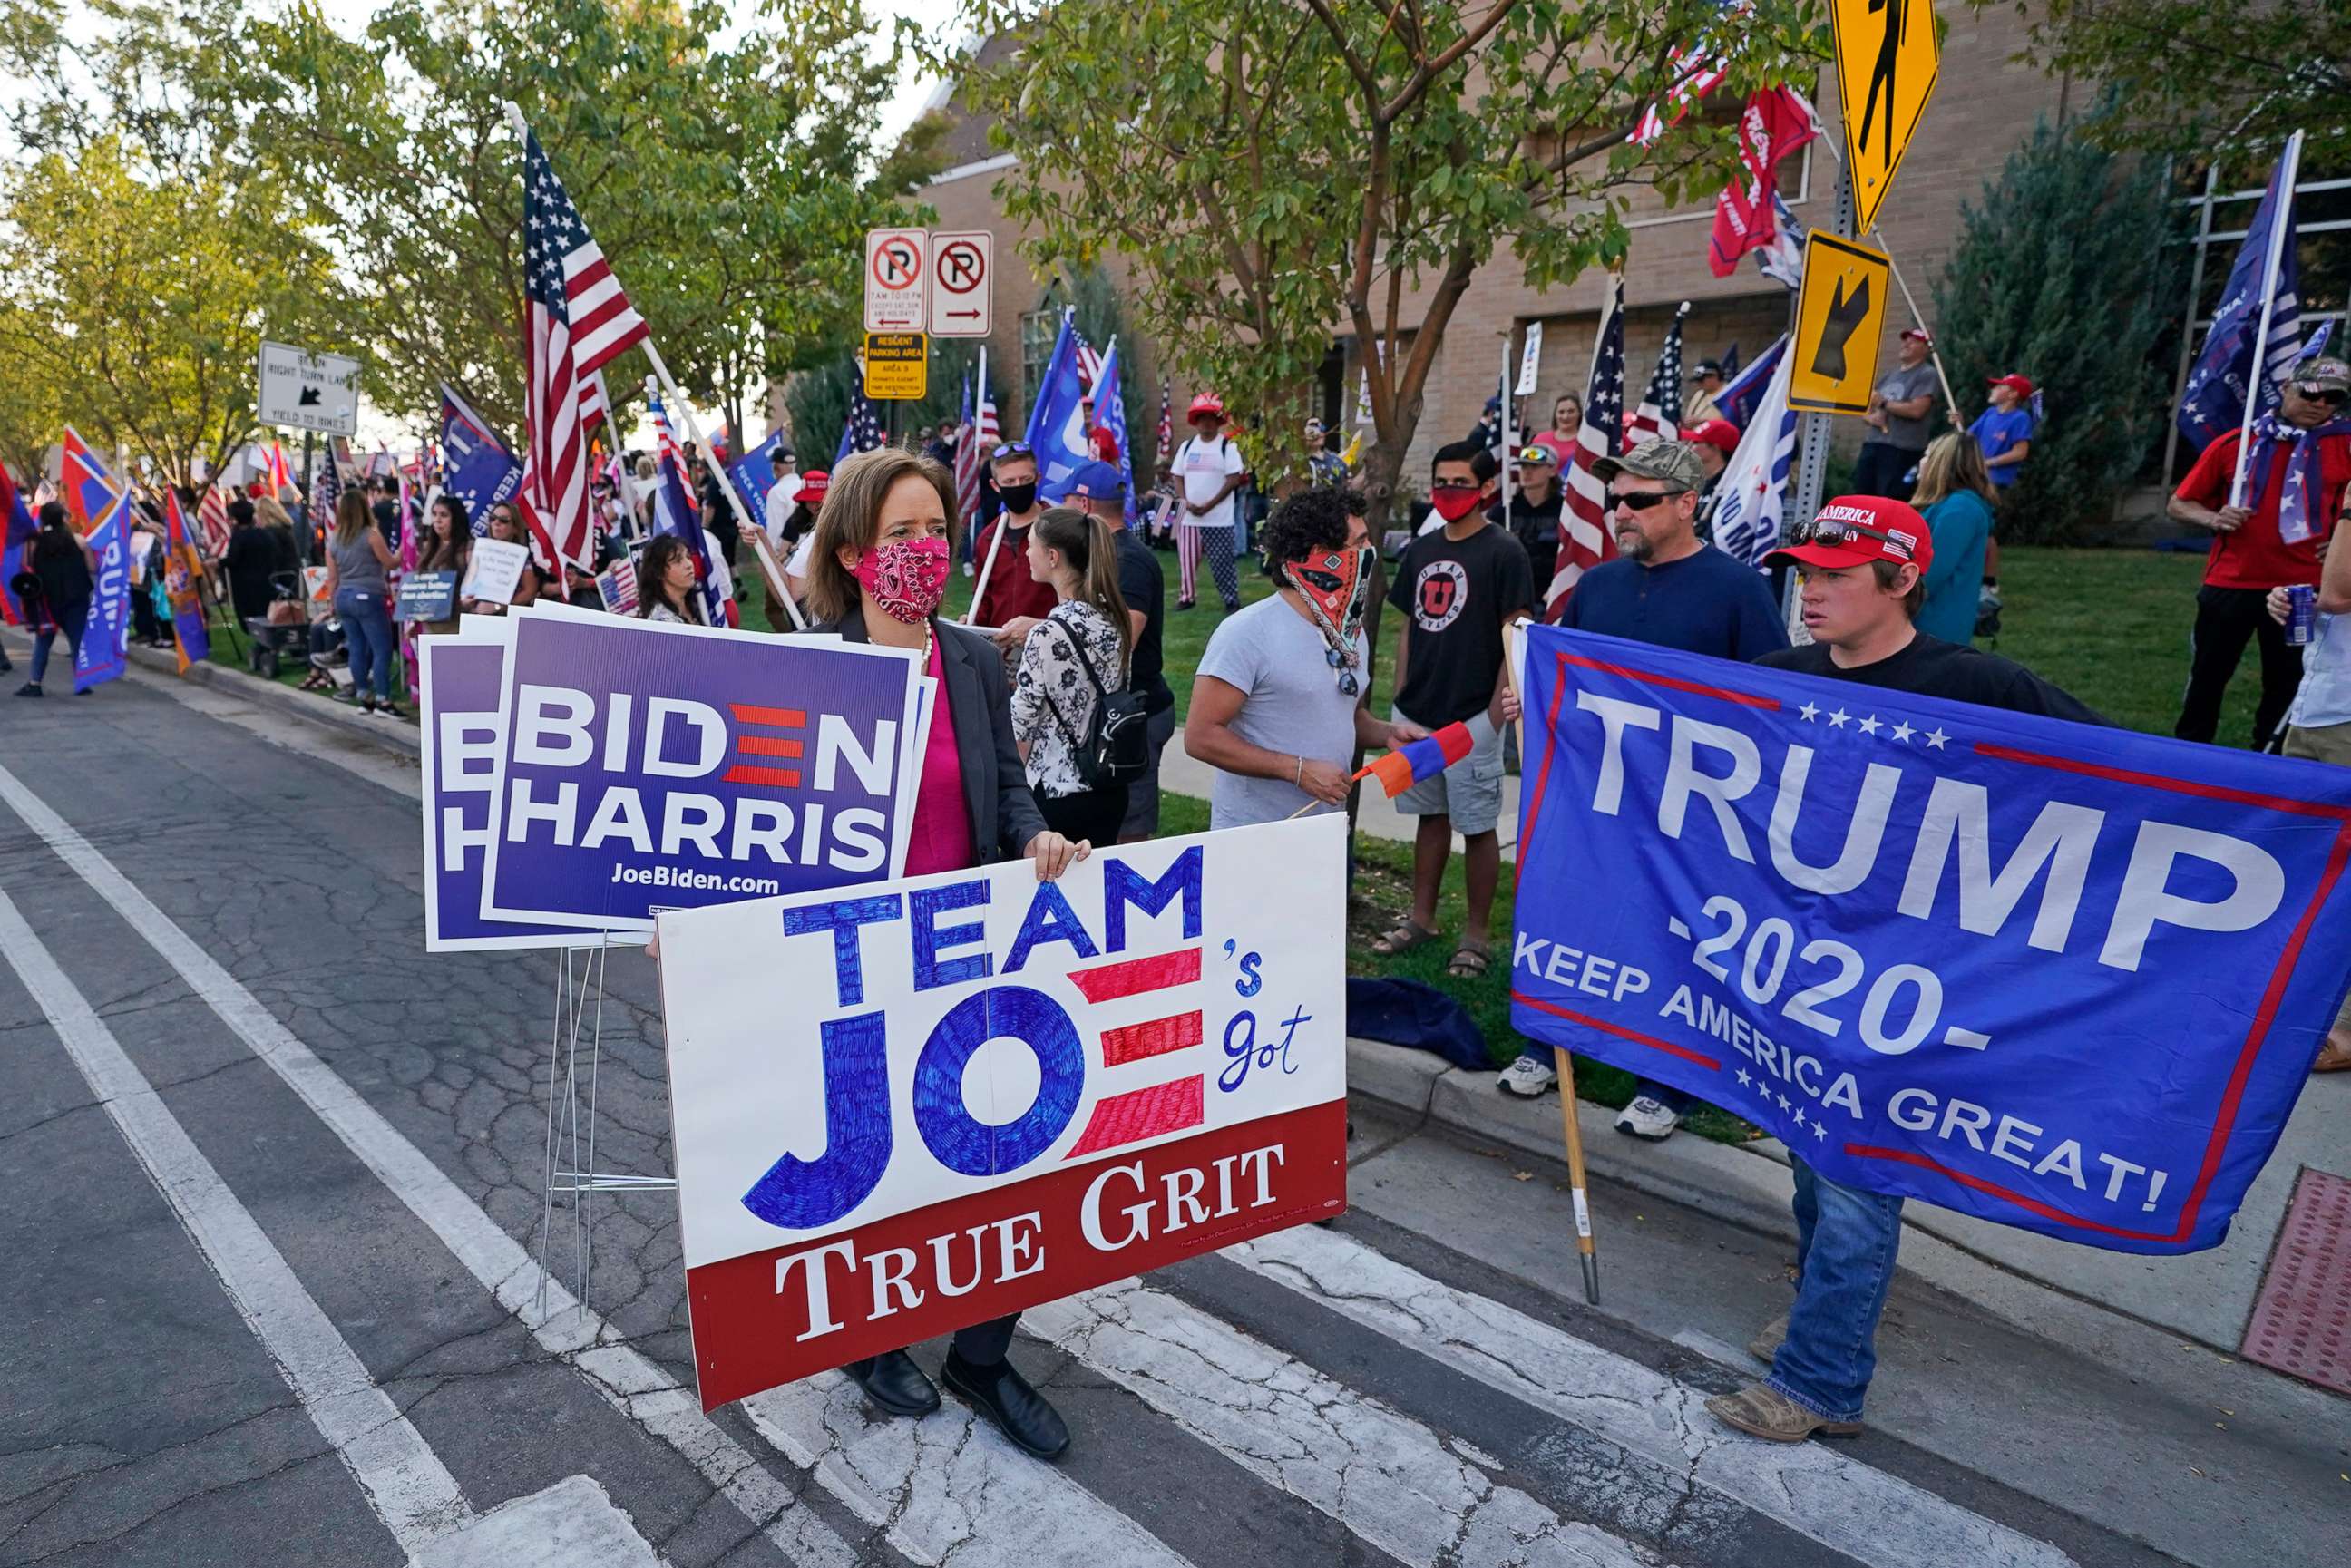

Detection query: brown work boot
xmin=1746 ymin=1314 xmax=1789 ymax=1365
xmin=1704 ymin=1383 xmax=1863 ymax=1443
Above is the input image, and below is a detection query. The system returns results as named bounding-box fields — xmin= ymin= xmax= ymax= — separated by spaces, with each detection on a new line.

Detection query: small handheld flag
xmin=1358 ymin=722 xmax=1477 ymax=799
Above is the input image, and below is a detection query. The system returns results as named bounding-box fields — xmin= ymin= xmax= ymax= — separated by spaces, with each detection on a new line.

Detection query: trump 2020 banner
xmin=477 ymin=607 xmax=928 ymax=933
xmin=657 ymin=816 xmax=1349 ymax=1408
xmin=1512 ymin=625 xmax=2351 ymax=1255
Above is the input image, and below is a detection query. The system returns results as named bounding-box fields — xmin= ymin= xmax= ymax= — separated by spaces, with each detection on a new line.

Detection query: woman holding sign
xmin=412 ymin=495 xmax=473 ymax=641
xmin=803 ymin=446 xmax=1088 ymax=1460
xmin=460 ymin=502 xmax=541 ymax=615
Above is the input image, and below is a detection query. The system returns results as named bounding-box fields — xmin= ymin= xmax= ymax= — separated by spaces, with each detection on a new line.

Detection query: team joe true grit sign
xmin=657 ymin=817 xmax=1349 ymax=1408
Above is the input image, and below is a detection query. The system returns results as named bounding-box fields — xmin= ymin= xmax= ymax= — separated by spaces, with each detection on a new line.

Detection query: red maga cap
xmin=1766 ymin=494 xmax=1935 ymax=574
xmin=1187 ymin=393 xmax=1224 ymax=419
xmin=1684 ymin=419 xmax=1741 ymax=455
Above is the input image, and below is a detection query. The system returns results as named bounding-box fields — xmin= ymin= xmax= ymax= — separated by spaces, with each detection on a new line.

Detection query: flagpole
xmin=1499 ymin=336 xmax=1515 ymax=537
xmin=1866 ymin=224 xmax=1959 ymax=425
xmin=2229 ymin=130 xmax=2305 ymax=510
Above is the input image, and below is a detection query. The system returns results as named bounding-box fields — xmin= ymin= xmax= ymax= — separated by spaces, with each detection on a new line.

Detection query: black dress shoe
xmin=941 ymin=1351 xmax=1069 ymax=1459
xmin=845 ymin=1349 xmax=940 ymax=1417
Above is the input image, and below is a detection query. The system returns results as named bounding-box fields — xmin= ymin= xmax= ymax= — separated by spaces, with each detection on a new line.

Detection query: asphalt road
xmin=0 ymin=656 xmax=2343 ymax=1567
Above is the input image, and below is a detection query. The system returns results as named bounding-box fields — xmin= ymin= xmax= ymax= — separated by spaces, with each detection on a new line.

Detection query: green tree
xmin=1983 ymin=1 xmax=2346 ymax=166
xmin=225 ymin=0 xmax=938 ymax=434
xmin=1932 ymin=119 xmax=2180 ymax=544
xmin=944 ymin=0 xmax=1823 ymax=527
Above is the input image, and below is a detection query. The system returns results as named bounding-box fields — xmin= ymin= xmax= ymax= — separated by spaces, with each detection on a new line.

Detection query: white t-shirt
xmin=786 ymin=531 xmax=815 ymax=579
xmin=1176 ymin=434 xmax=1245 ymax=531
xmin=763 ymin=471 xmax=799 ymax=544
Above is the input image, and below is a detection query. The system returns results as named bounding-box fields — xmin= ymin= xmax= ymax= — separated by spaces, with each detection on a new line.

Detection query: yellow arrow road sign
xmin=1830 ymin=0 xmax=1940 ymax=234
xmin=1789 ymin=231 xmax=1893 ymax=414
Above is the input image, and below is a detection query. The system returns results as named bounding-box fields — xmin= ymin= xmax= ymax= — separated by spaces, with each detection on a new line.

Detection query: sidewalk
xmin=1348 ymin=1035 xmax=2351 ymax=1378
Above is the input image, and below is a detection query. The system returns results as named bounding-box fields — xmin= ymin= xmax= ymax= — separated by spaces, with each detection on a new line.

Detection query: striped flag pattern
xmin=955 ymin=367 xmax=999 ymax=532
xmin=519 ymin=120 xmax=650 ymax=571
xmin=1627 ymin=0 xmax=1748 ymax=147
xmin=198 ymin=483 xmax=232 ymax=558
xmin=650 ymin=388 xmax=735 ymax=628
xmin=1706 ymin=348 xmax=1800 ymax=569
xmin=1158 ymin=377 xmax=1174 ymax=463
xmin=1624 ymin=303 xmax=1689 ymax=450
xmin=1076 ymin=340 xmax=1104 ymax=395
xmin=1547 ymin=286 xmax=1624 ymax=618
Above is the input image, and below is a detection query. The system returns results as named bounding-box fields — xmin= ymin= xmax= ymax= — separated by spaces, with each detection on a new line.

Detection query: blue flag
xmin=650 ymin=391 xmax=734 ymax=628
xmin=1093 ymin=338 xmax=1138 ymax=523
xmin=0 ymin=459 xmax=34 ymax=626
xmin=1025 ymin=310 xmax=1092 ymax=502
xmin=1716 ymin=335 xmax=1786 ymax=431
xmin=440 ymin=385 xmax=525 ymax=534
xmin=2177 ymin=141 xmax=2303 ymax=453
xmin=74 ymin=493 xmax=132 ymax=692
xmin=727 ymin=432 xmax=785 ymax=532
xmin=1511 ymin=625 xmax=2351 ymax=1254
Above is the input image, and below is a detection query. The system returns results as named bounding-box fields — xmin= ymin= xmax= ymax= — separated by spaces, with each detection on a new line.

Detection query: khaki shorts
xmin=1392 ymin=706 xmax=1506 ymax=836
xmin=2282 ymin=720 xmax=2351 ymax=768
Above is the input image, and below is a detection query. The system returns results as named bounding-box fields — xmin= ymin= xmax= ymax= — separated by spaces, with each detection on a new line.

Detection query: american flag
xmin=955 ymin=367 xmax=999 ymax=531
xmin=1624 ymin=303 xmax=1689 ymax=449
xmin=198 ymin=483 xmax=232 ymax=558
xmin=2177 ymin=134 xmax=2304 ymax=462
xmin=1628 ymin=0 xmax=1749 ymax=147
xmin=308 ymin=443 xmax=341 ymax=542
xmin=1077 ymin=340 xmax=1104 ymax=395
xmin=650 ymin=388 xmax=735 ymax=627
xmin=520 ymin=119 xmax=650 ymax=571
xmin=1157 ymin=377 xmax=1174 ymax=462
xmin=1548 ymin=284 xmax=1625 ymax=618
xmin=835 ymin=383 xmax=885 ymax=467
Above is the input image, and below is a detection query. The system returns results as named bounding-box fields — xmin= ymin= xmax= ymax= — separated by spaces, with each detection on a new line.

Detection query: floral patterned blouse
xmin=1011 ymin=599 xmax=1129 ymax=798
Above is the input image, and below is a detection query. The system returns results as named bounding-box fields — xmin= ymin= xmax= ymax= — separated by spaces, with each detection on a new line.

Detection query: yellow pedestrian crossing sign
xmin=1830 ymin=0 xmax=1940 ymax=234
xmin=1789 ymin=231 xmax=1892 ymax=414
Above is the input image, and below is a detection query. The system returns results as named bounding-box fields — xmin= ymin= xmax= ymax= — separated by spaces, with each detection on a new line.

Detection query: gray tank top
xmin=332 ymin=529 xmax=387 ymax=594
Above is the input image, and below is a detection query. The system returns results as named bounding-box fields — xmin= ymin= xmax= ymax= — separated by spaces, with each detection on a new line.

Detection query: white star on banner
xmin=1891 ymin=721 xmax=1915 ymax=742
xmin=1776 ymin=1093 xmax=1794 ymax=1113
xmin=1829 ymin=708 xmax=1851 ymax=727
xmin=1799 ymin=702 xmax=1820 ymax=722
xmin=1926 ymin=727 xmax=1949 ymax=749
xmin=1736 ymin=1067 xmax=1752 ymax=1086
xmin=1813 ymin=1121 xmax=1829 ymax=1140
xmin=1791 ymin=1106 xmax=1807 ymax=1127
xmin=1858 ymin=715 xmax=1882 ymax=735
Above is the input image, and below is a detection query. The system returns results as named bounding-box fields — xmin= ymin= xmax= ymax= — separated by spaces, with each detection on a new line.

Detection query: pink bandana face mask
xmin=852 ymin=536 xmax=951 ymax=624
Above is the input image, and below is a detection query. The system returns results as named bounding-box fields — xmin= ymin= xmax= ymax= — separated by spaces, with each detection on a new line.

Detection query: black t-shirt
xmin=1388 ymin=521 xmax=1536 ymax=726
xmin=1113 ymin=525 xmax=1173 ymax=715
xmin=372 ymin=496 xmax=398 ymax=544
xmin=1492 ymin=490 xmax=1565 ymax=589
xmin=1755 ymin=633 xmax=2109 ymax=725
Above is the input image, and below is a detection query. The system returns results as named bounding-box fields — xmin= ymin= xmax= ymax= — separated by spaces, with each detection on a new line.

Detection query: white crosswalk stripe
xmin=1028 ymin=1283 xmax=1654 ymax=1568
xmin=1230 ymin=1224 xmax=2076 ymax=1568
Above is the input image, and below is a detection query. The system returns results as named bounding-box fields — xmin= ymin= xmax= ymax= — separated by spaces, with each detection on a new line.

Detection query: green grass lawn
xmin=199 ymin=541 xmax=2245 ymax=1140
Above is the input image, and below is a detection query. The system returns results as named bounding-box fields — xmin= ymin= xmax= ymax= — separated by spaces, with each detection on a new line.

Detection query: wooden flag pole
xmin=1505 ymin=618 xmax=1600 ymax=1305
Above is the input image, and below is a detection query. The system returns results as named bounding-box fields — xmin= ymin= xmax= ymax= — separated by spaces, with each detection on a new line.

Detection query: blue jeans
xmin=28 ymin=624 xmax=82 ymax=685
xmin=1769 ymin=1157 xmax=1904 ymax=1420
xmin=335 ymin=588 xmax=395 ymax=701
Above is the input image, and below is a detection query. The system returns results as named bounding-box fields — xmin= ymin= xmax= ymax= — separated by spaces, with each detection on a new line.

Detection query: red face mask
xmin=852 ymin=536 xmax=951 ymax=624
xmin=1431 ymin=486 xmax=1484 ymax=522
xmin=1282 ymin=544 xmax=1374 ymax=693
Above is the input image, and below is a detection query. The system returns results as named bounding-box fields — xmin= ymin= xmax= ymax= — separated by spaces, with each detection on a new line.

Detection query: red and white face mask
xmin=852 ymin=536 xmax=951 ymax=624
xmin=1282 ymin=544 xmax=1374 ymax=693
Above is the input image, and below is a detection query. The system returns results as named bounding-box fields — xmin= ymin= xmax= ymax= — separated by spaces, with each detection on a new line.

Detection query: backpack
xmin=1039 ymin=612 xmax=1149 ymax=789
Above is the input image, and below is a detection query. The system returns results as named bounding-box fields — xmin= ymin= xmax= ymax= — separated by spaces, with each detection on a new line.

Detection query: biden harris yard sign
xmin=656 ymin=817 xmax=1350 ymax=1408
xmin=476 ymin=607 xmax=927 ymax=934
xmin=1511 ymin=625 xmax=2351 ymax=1255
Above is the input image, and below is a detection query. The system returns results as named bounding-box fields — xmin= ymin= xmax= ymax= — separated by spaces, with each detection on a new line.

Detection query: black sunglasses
xmin=1322 ymin=643 xmax=1361 ymax=696
xmin=1606 ymin=489 xmax=1685 ymax=511
xmin=1797 ymin=517 xmax=1902 ymax=550
xmin=2300 ymin=387 xmax=2347 ymax=407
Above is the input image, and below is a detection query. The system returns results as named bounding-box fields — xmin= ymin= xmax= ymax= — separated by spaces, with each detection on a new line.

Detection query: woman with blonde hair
xmin=1010 ymin=505 xmax=1135 ymax=846
xmin=801 ymin=444 xmax=1087 ymax=1460
xmin=1909 ymin=432 xmax=1995 ymax=646
xmin=323 ymin=487 xmax=403 ymax=716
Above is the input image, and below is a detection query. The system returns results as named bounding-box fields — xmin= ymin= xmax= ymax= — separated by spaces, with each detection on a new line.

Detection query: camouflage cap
xmin=2293 ymin=356 xmax=2349 ymax=394
xmin=1589 ymin=439 xmax=1707 ymax=492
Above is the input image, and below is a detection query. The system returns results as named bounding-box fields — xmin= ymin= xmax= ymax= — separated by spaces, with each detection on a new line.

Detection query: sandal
xmin=1370 ymin=920 xmax=1441 ymax=957
xmin=1447 ymin=942 xmax=1492 ymax=979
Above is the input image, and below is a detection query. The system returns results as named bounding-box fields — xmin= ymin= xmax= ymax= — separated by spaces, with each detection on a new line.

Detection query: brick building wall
xmin=885 ymin=8 xmax=2069 ymax=490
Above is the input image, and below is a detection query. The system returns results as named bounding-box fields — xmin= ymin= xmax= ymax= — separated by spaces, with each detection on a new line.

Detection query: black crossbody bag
xmin=1039 ymin=616 xmax=1149 ymax=788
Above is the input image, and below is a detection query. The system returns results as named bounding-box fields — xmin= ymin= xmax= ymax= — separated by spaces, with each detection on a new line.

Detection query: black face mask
xmin=998 ymin=482 xmax=1038 ymax=513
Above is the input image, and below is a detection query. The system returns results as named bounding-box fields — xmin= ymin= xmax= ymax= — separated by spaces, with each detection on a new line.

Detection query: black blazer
xmin=817 ymin=613 xmax=1049 ymax=865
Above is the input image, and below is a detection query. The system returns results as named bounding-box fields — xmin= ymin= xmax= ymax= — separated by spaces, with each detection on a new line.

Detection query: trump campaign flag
xmin=726 ymin=432 xmax=786 ymax=533
xmin=74 ymin=492 xmax=132 ymax=693
xmin=440 ymin=385 xmax=525 ymax=532
xmin=1715 ymin=334 xmax=1787 ymax=430
xmin=2177 ymin=136 xmax=2304 ymax=455
xmin=1706 ymin=348 xmax=1800 ymax=567
xmin=656 ymin=816 xmax=1349 ymax=1407
xmin=1510 ymin=625 xmax=2351 ymax=1254
xmin=1025 ymin=310 xmax=1093 ymax=502
xmin=0 ymin=459 xmax=34 ymax=625
xmin=1093 ymin=337 xmax=1139 ymax=523
xmin=1708 ymin=87 xmax=1819 ymax=279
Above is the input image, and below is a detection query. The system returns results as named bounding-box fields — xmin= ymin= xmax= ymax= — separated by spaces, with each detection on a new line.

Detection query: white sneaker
xmin=1614 ymin=1096 xmax=1683 ymax=1141
xmin=1497 ymin=1055 xmax=1558 ymax=1098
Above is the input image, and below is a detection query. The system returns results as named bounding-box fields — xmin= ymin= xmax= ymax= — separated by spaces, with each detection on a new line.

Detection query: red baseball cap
xmin=1987 ymin=374 xmax=2035 ymax=399
xmin=795 ymin=470 xmax=830 ymax=503
xmin=1187 ymin=393 xmax=1224 ymax=419
xmin=1766 ymin=494 xmax=1935 ymax=574
xmin=1685 ymin=419 xmax=1741 ymax=455
xmin=1900 ymin=326 xmax=1935 ymax=346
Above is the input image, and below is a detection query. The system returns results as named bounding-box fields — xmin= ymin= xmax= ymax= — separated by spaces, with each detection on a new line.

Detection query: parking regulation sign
xmin=929 ymin=230 xmax=993 ymax=337
xmin=864 ymin=228 xmax=928 ymax=333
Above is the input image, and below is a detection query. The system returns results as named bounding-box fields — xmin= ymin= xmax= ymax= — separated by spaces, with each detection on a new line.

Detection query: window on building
xmin=1019 ymin=306 xmax=1061 ymax=412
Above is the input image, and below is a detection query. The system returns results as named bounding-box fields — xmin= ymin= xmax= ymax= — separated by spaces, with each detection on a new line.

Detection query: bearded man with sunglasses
xmin=1498 ymin=440 xmax=1786 ymax=1134
xmin=1694 ymin=495 xmax=2102 ymax=1446
xmin=2169 ymin=355 xmax=2351 ymax=750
